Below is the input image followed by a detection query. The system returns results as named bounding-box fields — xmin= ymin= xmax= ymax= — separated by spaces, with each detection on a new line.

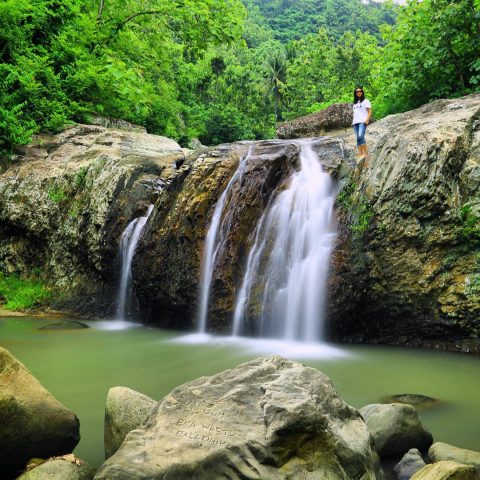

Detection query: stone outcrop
xmin=104 ymin=386 xmax=156 ymax=459
xmin=328 ymin=93 xmax=480 ymax=352
xmin=0 ymin=348 xmax=80 ymax=476
xmin=276 ymin=103 xmax=353 ymax=139
xmin=95 ymin=356 xmax=382 ymax=480
xmin=359 ymin=403 xmax=433 ymax=457
xmin=0 ymin=125 xmax=186 ymax=316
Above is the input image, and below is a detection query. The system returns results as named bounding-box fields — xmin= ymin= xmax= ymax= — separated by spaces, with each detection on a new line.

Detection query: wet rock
xmin=94 ymin=356 xmax=382 ymax=480
xmin=359 ymin=403 xmax=433 ymax=457
xmin=104 ymin=386 xmax=156 ymax=459
xmin=0 ymin=348 xmax=80 ymax=476
xmin=410 ymin=460 xmax=477 ymax=480
xmin=16 ymin=455 xmax=96 ymax=480
xmin=329 ymin=93 xmax=480 ymax=353
xmin=134 ymin=137 xmax=345 ymax=330
xmin=429 ymin=442 xmax=480 ymax=471
xmin=276 ymin=103 xmax=353 ymax=139
xmin=39 ymin=320 xmax=89 ymax=330
xmin=393 ymin=448 xmax=427 ymax=480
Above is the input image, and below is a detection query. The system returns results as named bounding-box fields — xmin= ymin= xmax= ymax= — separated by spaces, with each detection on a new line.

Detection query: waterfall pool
xmin=1 ymin=316 xmax=479 ymax=473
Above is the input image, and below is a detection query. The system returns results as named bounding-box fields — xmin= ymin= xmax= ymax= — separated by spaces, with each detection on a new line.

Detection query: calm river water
xmin=1 ymin=317 xmax=479 ymax=472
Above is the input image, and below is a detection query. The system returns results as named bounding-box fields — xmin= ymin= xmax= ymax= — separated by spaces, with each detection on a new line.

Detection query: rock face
xmin=328 ymin=93 xmax=480 ymax=352
xmin=104 ymin=387 xmax=156 ymax=459
xmin=95 ymin=356 xmax=382 ymax=480
xmin=133 ymin=137 xmax=345 ymax=330
xmin=0 ymin=347 xmax=80 ymax=476
xmin=0 ymin=125 xmax=185 ymax=316
xmin=276 ymin=103 xmax=353 ymax=139
xmin=359 ymin=403 xmax=433 ymax=457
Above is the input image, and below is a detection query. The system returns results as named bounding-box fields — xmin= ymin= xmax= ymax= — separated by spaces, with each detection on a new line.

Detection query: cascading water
xmin=116 ymin=204 xmax=154 ymax=320
xmin=197 ymin=148 xmax=252 ymax=333
xmin=233 ymin=140 xmax=337 ymax=342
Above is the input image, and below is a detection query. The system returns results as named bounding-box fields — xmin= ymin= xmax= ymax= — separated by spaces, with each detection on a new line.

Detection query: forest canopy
xmin=0 ymin=0 xmax=479 ymax=156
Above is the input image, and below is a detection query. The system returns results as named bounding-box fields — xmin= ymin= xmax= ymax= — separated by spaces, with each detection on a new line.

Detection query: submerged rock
xmin=381 ymin=394 xmax=443 ymax=410
xmin=16 ymin=455 xmax=96 ymax=480
xmin=104 ymin=386 xmax=156 ymax=459
xmin=393 ymin=448 xmax=427 ymax=480
xmin=410 ymin=460 xmax=477 ymax=480
xmin=359 ymin=403 xmax=433 ymax=457
xmin=94 ymin=356 xmax=382 ymax=480
xmin=0 ymin=348 xmax=80 ymax=476
xmin=39 ymin=320 xmax=89 ymax=330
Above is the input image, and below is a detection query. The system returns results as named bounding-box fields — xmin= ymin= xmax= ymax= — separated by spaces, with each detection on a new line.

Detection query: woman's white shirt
xmin=352 ymin=99 xmax=371 ymax=125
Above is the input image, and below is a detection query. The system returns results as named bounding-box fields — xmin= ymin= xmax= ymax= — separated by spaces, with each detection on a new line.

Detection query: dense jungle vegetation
xmin=0 ymin=0 xmax=479 ymax=156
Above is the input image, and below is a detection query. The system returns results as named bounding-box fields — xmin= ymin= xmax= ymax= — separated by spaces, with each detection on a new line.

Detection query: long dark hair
xmin=353 ymin=87 xmax=365 ymax=104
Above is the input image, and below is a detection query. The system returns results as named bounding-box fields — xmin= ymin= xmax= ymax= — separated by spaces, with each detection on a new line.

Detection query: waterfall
xmin=233 ymin=140 xmax=337 ymax=342
xmin=116 ymin=205 xmax=154 ymax=320
xmin=197 ymin=148 xmax=252 ymax=333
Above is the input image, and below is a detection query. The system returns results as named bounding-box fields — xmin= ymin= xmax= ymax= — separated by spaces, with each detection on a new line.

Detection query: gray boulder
xmin=410 ymin=460 xmax=477 ymax=480
xmin=0 ymin=348 xmax=80 ymax=475
xmin=104 ymin=386 xmax=156 ymax=459
xmin=394 ymin=448 xmax=427 ymax=480
xmin=429 ymin=442 xmax=480 ymax=471
xmin=16 ymin=455 xmax=96 ymax=480
xmin=276 ymin=103 xmax=353 ymax=139
xmin=95 ymin=356 xmax=382 ymax=480
xmin=359 ymin=403 xmax=433 ymax=457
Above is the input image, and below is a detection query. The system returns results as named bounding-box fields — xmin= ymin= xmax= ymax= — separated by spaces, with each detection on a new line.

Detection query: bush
xmin=0 ymin=273 xmax=52 ymax=311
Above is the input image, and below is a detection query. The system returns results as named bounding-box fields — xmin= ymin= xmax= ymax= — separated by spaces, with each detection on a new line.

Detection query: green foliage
xmin=73 ymin=166 xmax=89 ymax=189
xmin=458 ymin=205 xmax=480 ymax=246
xmin=0 ymin=273 xmax=52 ymax=311
xmin=372 ymin=0 xmax=480 ymax=117
xmin=48 ymin=186 xmax=67 ymax=203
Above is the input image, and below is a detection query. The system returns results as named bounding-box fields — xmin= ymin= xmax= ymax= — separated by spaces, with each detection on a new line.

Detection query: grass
xmin=0 ymin=273 xmax=52 ymax=311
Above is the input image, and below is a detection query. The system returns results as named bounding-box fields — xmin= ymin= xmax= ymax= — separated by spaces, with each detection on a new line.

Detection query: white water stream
xmin=232 ymin=141 xmax=337 ymax=341
xmin=116 ymin=204 xmax=154 ymax=320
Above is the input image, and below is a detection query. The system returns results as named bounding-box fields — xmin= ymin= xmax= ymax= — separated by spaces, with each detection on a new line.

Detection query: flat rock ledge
xmin=95 ymin=356 xmax=382 ymax=480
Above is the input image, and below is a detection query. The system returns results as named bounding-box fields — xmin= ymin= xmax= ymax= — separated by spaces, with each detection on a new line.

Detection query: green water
xmin=1 ymin=317 xmax=480 ymax=472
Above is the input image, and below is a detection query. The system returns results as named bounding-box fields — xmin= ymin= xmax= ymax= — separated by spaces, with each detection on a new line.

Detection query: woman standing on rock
xmin=352 ymin=87 xmax=372 ymax=161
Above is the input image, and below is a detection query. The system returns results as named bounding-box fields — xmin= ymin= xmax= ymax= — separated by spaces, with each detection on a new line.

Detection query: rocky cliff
xmin=0 ymin=94 xmax=479 ymax=352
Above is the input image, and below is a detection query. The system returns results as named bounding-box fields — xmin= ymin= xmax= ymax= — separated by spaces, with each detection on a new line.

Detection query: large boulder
xmin=410 ymin=461 xmax=477 ymax=480
xmin=16 ymin=455 xmax=96 ymax=480
xmin=104 ymin=386 xmax=156 ymax=459
xmin=276 ymin=103 xmax=353 ymax=139
xmin=94 ymin=356 xmax=382 ymax=480
xmin=0 ymin=348 xmax=80 ymax=476
xmin=359 ymin=403 xmax=433 ymax=457
xmin=329 ymin=93 xmax=480 ymax=352
xmin=428 ymin=443 xmax=480 ymax=471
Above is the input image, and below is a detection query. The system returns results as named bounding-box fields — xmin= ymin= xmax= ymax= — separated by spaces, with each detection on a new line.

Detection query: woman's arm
xmin=365 ymin=108 xmax=372 ymax=125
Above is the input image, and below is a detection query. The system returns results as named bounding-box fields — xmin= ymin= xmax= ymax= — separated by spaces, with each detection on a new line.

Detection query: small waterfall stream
xmin=197 ymin=148 xmax=252 ymax=333
xmin=232 ymin=141 xmax=336 ymax=341
xmin=116 ymin=205 xmax=154 ymax=320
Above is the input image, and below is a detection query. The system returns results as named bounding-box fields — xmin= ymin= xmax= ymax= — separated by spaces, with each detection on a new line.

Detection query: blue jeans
xmin=353 ymin=123 xmax=367 ymax=146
